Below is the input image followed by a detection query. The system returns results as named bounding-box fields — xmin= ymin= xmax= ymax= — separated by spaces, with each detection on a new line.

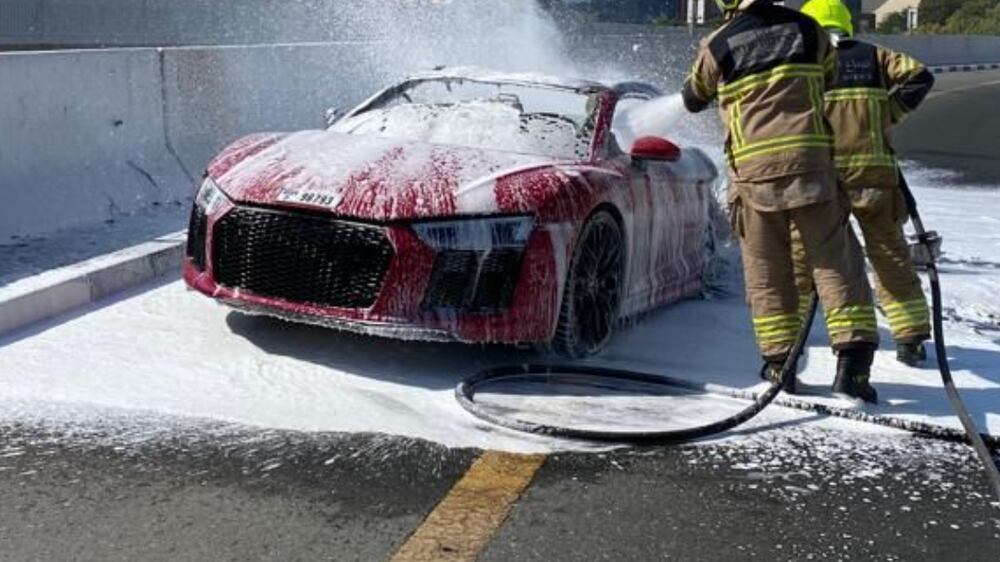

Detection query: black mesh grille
xmin=422 ymin=249 xmax=524 ymax=312
xmin=186 ymin=205 xmax=208 ymax=270
xmin=212 ymin=207 xmax=393 ymax=309
xmin=470 ymin=250 xmax=523 ymax=310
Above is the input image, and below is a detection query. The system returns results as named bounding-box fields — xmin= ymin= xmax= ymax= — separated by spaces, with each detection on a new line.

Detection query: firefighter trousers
xmin=732 ymin=196 xmax=879 ymax=360
xmin=794 ymin=186 xmax=930 ymax=344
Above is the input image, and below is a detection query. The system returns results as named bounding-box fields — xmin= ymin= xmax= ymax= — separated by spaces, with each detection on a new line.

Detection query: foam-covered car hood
xmin=208 ymin=130 xmax=564 ymax=221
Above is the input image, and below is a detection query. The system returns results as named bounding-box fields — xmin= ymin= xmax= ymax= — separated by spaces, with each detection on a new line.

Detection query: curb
xmin=929 ymin=62 xmax=1000 ymax=74
xmin=0 ymin=231 xmax=186 ymax=336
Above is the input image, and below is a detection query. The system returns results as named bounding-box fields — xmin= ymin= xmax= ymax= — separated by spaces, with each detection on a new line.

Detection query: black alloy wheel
xmin=552 ymin=210 xmax=625 ymax=358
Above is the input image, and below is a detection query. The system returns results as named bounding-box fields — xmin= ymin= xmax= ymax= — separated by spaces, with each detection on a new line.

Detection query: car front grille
xmin=212 ymin=207 xmax=393 ymax=309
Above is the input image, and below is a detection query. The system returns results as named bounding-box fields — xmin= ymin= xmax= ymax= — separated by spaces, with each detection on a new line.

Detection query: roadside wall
xmin=161 ymin=42 xmax=390 ymax=178
xmin=0 ymin=42 xmax=398 ymax=242
xmin=0 ymin=48 xmax=189 ymax=241
xmin=2 ymin=29 xmax=999 ymax=242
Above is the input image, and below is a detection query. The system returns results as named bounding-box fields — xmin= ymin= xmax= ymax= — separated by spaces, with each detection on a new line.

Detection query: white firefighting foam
xmin=0 ymin=1 xmax=996 ymax=456
xmin=0 ymin=170 xmax=997 ymax=453
xmin=611 ymin=93 xmax=690 ymax=151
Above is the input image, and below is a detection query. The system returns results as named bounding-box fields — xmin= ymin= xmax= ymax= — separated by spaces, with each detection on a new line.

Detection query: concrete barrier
xmin=2 ymin=32 xmax=998 ymax=244
xmin=160 ymin=42 xmax=390 ymax=178
xmin=0 ymin=48 xmax=190 ymax=242
xmin=863 ymin=34 xmax=1000 ymax=66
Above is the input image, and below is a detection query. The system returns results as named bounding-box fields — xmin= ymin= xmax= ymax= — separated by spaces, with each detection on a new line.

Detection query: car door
xmin=609 ymin=95 xmax=658 ymax=312
xmin=610 ymin=95 xmax=709 ymax=312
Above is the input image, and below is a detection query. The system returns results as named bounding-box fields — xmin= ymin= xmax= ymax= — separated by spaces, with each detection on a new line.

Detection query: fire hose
xmin=457 ymin=170 xmax=1000 ymax=505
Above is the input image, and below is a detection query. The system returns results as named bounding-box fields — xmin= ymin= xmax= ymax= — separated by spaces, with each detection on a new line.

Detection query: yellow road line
xmin=390 ymin=451 xmax=546 ymax=562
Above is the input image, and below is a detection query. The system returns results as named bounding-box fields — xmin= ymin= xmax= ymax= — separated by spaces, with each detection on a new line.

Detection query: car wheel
xmin=552 ymin=210 xmax=625 ymax=359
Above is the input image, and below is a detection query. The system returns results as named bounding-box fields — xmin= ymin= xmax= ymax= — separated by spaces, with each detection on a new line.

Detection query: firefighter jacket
xmin=825 ymin=39 xmax=934 ymax=190
xmin=683 ymin=0 xmax=839 ymax=211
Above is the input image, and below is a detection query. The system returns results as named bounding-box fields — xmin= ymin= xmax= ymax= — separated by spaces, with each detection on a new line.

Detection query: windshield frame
xmin=340 ymin=75 xmax=614 ymax=162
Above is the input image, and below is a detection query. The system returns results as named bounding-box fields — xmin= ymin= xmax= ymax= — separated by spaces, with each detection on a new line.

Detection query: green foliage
xmin=919 ymin=0 xmax=964 ymax=27
xmin=878 ymin=10 xmax=910 ymax=33
xmin=921 ymin=0 xmax=1000 ymax=34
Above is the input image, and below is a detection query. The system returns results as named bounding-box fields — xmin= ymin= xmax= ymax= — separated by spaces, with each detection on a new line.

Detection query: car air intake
xmin=422 ymin=249 xmax=524 ymax=312
xmin=186 ymin=205 xmax=208 ymax=271
xmin=212 ymin=207 xmax=393 ymax=309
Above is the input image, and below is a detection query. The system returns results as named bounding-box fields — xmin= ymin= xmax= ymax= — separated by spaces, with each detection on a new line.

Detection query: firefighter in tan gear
xmin=797 ymin=0 xmax=935 ymax=371
xmin=682 ymin=0 xmax=881 ymax=402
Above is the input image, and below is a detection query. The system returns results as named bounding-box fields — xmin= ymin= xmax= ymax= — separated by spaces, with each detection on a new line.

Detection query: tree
xmin=919 ymin=0 xmax=964 ymax=27
xmin=935 ymin=0 xmax=1000 ymax=33
xmin=878 ymin=10 xmax=909 ymax=33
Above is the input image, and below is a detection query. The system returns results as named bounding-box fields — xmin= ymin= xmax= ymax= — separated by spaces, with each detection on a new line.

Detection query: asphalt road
xmin=0 ymin=423 xmax=996 ymax=561
xmin=1 ymin=70 xmax=999 ymax=562
xmin=896 ymin=70 xmax=1000 ymax=185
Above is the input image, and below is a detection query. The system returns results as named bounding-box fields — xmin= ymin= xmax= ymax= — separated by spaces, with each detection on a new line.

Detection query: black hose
xmin=457 ymin=171 xmax=1000 ymax=505
xmin=455 ymin=296 xmax=818 ymax=444
xmin=897 ymin=170 xmax=1000 ymax=502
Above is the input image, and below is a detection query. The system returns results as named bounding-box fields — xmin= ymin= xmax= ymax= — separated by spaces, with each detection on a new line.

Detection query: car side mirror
xmin=630 ymin=136 xmax=681 ymax=162
xmin=324 ymin=107 xmax=344 ymax=128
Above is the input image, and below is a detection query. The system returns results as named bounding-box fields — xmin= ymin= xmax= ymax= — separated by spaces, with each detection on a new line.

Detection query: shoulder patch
xmin=726 ymin=22 xmax=805 ymax=75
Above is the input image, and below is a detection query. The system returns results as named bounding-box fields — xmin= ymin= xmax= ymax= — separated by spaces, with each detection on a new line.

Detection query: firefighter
xmin=682 ymin=0 xmax=881 ymax=402
xmin=798 ymin=0 xmax=935 ymax=368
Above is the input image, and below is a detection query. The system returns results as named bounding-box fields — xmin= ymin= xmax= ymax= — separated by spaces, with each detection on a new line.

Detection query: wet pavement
xmin=0 ymin=423 xmax=996 ymax=561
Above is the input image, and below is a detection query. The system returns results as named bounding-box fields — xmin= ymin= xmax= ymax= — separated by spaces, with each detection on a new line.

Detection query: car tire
xmin=551 ymin=210 xmax=625 ymax=359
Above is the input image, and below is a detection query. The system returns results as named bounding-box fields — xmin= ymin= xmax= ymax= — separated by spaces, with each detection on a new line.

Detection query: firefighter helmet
xmin=801 ymin=0 xmax=854 ymax=36
xmin=714 ymin=0 xmax=743 ymax=13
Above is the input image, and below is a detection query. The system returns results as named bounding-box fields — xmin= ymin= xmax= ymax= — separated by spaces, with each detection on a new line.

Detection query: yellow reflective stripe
xmin=827 ymin=324 xmax=878 ymax=335
xmin=883 ymin=299 xmax=928 ymax=313
xmin=756 ymin=327 xmax=802 ymax=342
xmin=757 ymin=323 xmax=802 ymax=334
xmin=757 ymin=322 xmax=802 ymax=334
xmin=886 ymin=313 xmax=929 ymax=325
xmin=824 ymin=51 xmax=837 ymax=74
xmin=689 ymin=63 xmax=711 ymax=99
xmin=834 ymin=154 xmax=897 ymax=168
xmin=718 ymin=63 xmax=825 ymax=100
xmin=884 ymin=299 xmax=930 ymax=329
xmin=753 ymin=313 xmax=801 ymax=327
xmin=827 ymin=319 xmax=877 ymax=328
xmin=758 ymin=332 xmax=801 ymax=344
xmin=729 ymin=101 xmax=745 ymax=149
xmin=732 ymin=134 xmax=834 ymax=163
xmin=827 ymin=317 xmax=879 ymax=327
xmin=753 ymin=313 xmax=803 ymax=343
xmin=825 ymin=87 xmax=889 ymax=102
xmin=808 ymin=76 xmax=826 ymax=135
xmin=826 ymin=303 xmax=877 ymax=333
xmin=871 ymin=96 xmax=885 ymax=155
xmin=827 ymin=306 xmax=876 ymax=318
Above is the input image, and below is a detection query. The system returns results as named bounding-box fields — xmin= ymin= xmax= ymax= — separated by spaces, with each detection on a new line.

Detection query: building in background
xmin=864 ymin=0 xmax=919 ymax=32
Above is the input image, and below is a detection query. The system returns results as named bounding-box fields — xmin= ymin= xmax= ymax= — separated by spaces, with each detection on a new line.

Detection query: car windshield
xmin=331 ymin=79 xmax=601 ymax=160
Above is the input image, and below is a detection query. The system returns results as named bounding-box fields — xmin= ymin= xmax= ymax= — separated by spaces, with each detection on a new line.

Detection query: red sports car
xmin=184 ymin=68 xmax=719 ymax=357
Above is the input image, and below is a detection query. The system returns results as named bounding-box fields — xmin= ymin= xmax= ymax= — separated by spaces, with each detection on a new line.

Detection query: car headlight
xmin=194 ymin=177 xmax=230 ymax=215
xmin=412 ymin=216 xmax=534 ymax=251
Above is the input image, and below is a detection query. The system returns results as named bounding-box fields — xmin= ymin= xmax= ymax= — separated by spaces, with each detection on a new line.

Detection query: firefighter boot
xmin=896 ymin=342 xmax=927 ymax=367
xmin=760 ymin=356 xmax=798 ymax=394
xmin=833 ymin=345 xmax=878 ymax=404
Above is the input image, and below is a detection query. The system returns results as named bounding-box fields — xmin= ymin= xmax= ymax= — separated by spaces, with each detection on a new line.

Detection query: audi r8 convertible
xmin=184 ymin=68 xmax=719 ymax=357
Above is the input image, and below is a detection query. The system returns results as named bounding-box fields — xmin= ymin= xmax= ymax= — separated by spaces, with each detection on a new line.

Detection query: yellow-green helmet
xmin=801 ymin=0 xmax=854 ymax=36
xmin=714 ymin=0 xmax=743 ymax=13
